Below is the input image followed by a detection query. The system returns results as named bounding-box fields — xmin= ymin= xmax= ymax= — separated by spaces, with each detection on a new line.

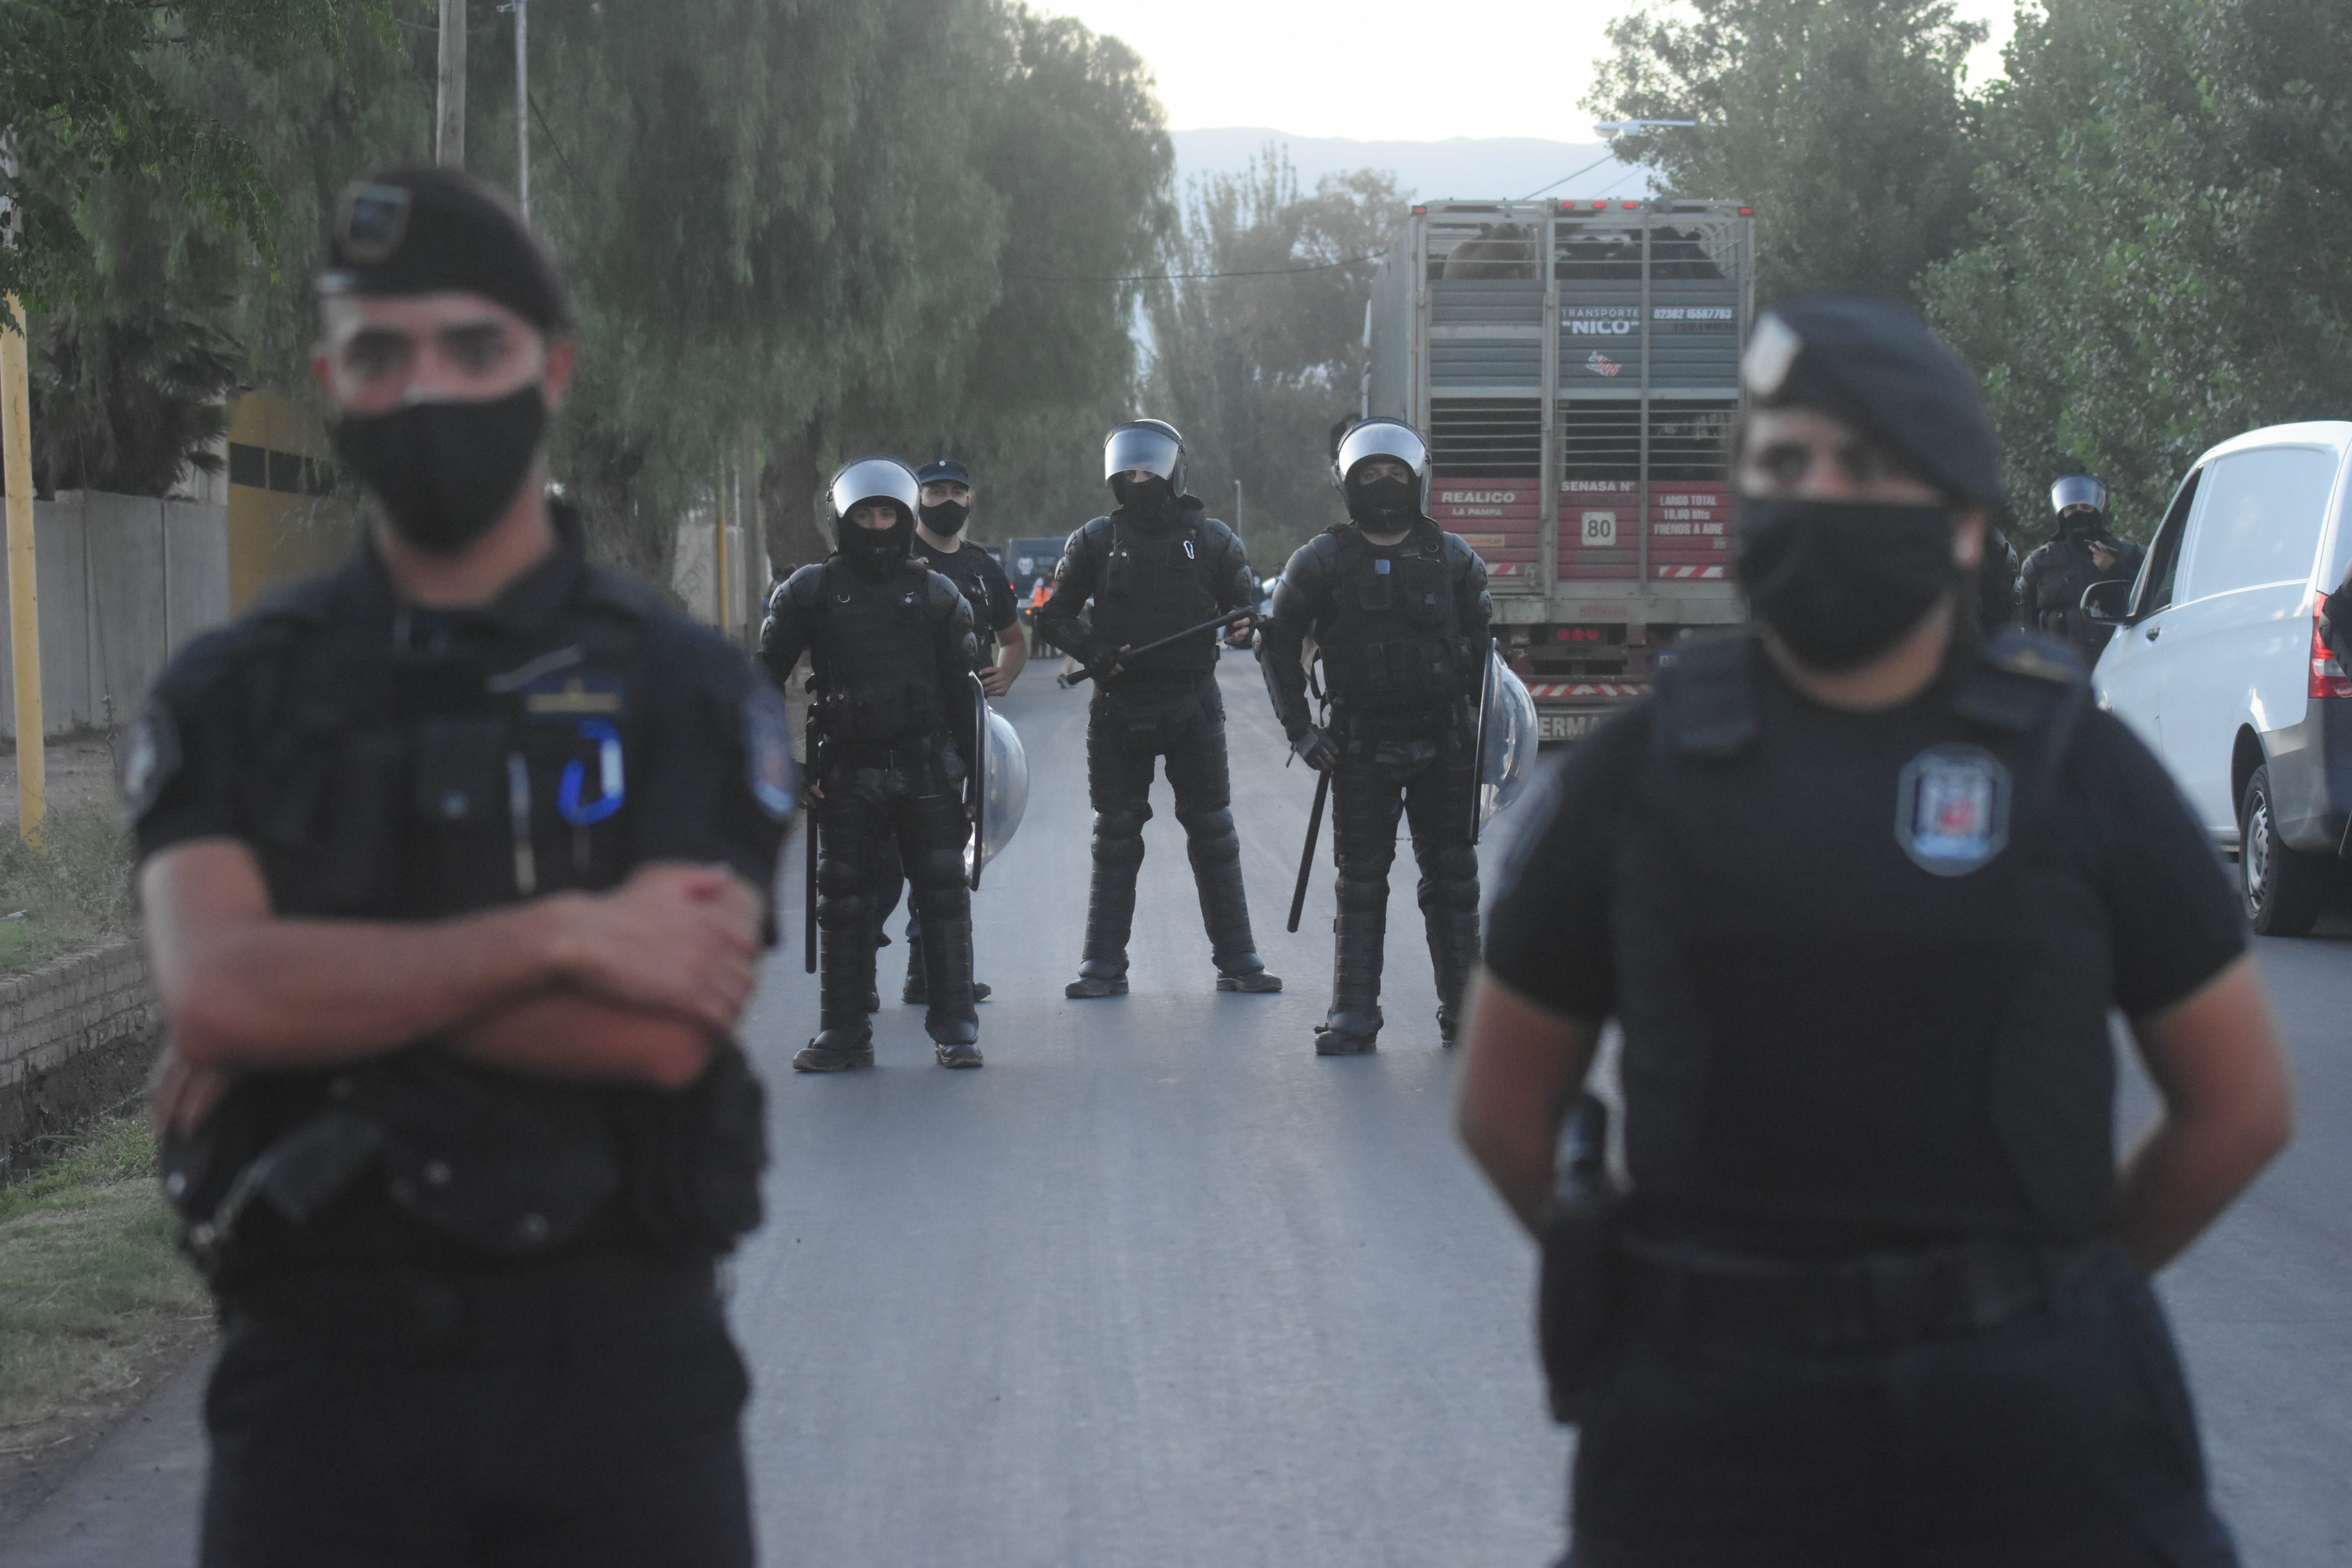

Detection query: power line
xmin=1003 ymin=254 xmax=1380 ymax=285
xmin=1519 ymin=151 xmax=1622 ymax=202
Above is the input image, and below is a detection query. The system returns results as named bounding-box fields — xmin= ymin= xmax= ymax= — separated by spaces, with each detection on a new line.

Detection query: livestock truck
xmin=1363 ymin=197 xmax=1757 ymax=741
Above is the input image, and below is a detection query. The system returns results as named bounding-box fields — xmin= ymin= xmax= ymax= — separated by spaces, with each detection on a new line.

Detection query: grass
xmin=0 ymin=800 xmax=136 ymax=977
xmin=0 ymin=1114 xmax=207 ymax=1451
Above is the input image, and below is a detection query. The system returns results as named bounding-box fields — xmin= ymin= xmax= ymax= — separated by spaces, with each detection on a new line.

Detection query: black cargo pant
xmin=1325 ymin=711 xmax=1479 ymax=1035
xmin=1565 ymin=1245 xmax=2238 ymax=1568
xmin=1077 ymin=674 xmax=1258 ymax=977
xmin=813 ymin=747 xmax=974 ymax=1041
xmin=201 ymin=1250 xmax=751 ymax=1568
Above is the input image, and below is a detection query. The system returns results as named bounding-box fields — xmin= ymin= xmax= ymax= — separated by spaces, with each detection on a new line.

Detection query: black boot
xmin=1066 ymin=836 xmax=1140 ymax=998
xmin=1426 ymin=907 xmax=1482 ymax=1047
xmin=796 ymin=919 xmax=877 ymax=1072
xmin=922 ymin=913 xmax=983 ymax=1068
xmin=1191 ymin=810 xmax=1280 ymax=993
xmin=1315 ymin=911 xmax=1386 ymax=1055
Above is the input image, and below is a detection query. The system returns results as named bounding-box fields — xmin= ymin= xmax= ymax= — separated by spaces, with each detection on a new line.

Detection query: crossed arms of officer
xmin=146 ymin=846 xmax=763 ymax=1129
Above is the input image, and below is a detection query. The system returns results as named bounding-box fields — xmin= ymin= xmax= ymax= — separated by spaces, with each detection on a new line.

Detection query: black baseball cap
xmin=916 ymin=459 xmax=971 ymax=488
xmin=320 ymin=166 xmax=571 ymax=334
xmin=1741 ymin=295 xmax=2002 ymax=505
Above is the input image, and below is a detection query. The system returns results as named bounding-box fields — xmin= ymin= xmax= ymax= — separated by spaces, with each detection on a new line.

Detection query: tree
xmin=1144 ymin=151 xmax=1406 ymax=566
xmin=0 ymin=0 xmax=382 ymax=312
xmin=1586 ymin=0 xmax=1986 ymax=304
xmin=1923 ymin=0 xmax=2352 ymax=532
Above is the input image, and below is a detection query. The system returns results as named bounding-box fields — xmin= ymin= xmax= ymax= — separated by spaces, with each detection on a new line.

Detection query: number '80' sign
xmin=1580 ymin=510 xmax=1618 ymax=547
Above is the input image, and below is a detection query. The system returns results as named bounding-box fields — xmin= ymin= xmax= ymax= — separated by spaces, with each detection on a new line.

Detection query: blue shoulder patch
xmin=743 ymin=685 xmax=799 ymax=821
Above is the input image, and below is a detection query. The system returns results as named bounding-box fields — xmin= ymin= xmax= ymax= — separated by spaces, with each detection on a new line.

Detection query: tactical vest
xmin=1320 ymin=524 xmax=1462 ymax=716
xmin=163 ymin=552 xmax=766 ymax=1280
xmin=1096 ymin=513 xmax=1221 ymax=680
xmin=1611 ymin=632 xmax=2113 ymax=1243
xmin=807 ymin=558 xmax=951 ymax=743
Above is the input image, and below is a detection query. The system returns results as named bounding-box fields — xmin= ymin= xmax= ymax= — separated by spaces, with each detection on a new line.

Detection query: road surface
xmin=4 ymin=655 xmax=2348 ymax=1565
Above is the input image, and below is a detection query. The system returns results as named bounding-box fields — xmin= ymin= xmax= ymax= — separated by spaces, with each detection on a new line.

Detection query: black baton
xmin=1287 ymin=767 xmax=1331 ymax=934
xmin=803 ymin=805 xmax=818 ymax=974
xmin=1057 ymin=607 xmax=1255 ymax=688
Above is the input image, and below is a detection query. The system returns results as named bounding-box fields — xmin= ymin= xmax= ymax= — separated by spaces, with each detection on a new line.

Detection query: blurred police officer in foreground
xmin=1457 ymin=295 xmax=2294 ymax=1567
xmin=763 ymin=457 xmax=984 ymax=1069
xmin=133 ymin=167 xmax=791 ymax=1567
xmin=1258 ymin=418 xmax=1492 ymax=1052
xmin=2021 ymin=473 xmax=2148 ymax=663
xmin=868 ymin=457 xmax=1022 ymax=1007
xmin=1036 ymin=420 xmax=1281 ymax=997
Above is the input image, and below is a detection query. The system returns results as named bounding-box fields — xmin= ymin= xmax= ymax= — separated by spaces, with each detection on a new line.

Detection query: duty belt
xmin=1620 ymin=1234 xmax=2108 ymax=1353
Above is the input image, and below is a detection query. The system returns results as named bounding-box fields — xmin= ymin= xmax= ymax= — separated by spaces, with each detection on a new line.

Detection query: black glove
xmin=1291 ymin=725 xmax=1339 ymax=772
xmin=1075 ymin=638 xmax=1121 ymax=683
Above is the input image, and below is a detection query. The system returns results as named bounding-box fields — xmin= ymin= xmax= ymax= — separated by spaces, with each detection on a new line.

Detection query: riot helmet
xmin=1104 ymin=420 xmax=1186 ymax=515
xmin=828 ymin=455 xmax=920 ymax=576
xmin=2050 ymin=474 xmax=2107 ymax=539
xmin=1333 ymin=417 xmax=1430 ymax=530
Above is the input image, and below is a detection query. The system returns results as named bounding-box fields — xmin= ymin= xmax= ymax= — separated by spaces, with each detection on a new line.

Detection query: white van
xmin=2087 ymin=421 xmax=2352 ymax=936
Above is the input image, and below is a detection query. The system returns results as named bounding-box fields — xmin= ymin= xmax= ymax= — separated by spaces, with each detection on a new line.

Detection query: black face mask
xmin=1112 ymin=473 xmax=1177 ymax=519
xmin=919 ymin=499 xmax=970 ymax=536
xmin=2060 ymin=509 xmax=2103 ymax=543
xmin=328 ymin=386 xmax=546 ymax=557
xmin=1349 ymin=475 xmax=1418 ymax=530
xmin=1734 ymin=496 xmax=1957 ymax=672
xmin=838 ymin=509 xmax=913 ymax=579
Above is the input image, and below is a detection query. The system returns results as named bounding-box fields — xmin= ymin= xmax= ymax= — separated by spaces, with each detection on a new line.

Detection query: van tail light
xmin=2310 ymin=597 xmax=2352 ymax=699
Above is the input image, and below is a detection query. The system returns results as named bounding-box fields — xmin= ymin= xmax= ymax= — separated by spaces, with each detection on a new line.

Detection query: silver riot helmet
xmin=1332 ymin=417 xmax=1431 ymax=526
xmin=2049 ymin=474 xmax=2108 ymax=531
xmin=828 ymin=455 xmax=920 ymax=569
xmin=1104 ymin=420 xmax=1187 ymax=512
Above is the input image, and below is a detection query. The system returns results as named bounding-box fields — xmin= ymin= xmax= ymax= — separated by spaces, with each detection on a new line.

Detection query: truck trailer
xmin=1363 ymin=197 xmax=1757 ymax=740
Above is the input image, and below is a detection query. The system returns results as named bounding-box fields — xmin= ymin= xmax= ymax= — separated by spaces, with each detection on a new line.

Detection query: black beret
xmin=1742 ymin=294 xmax=2002 ymax=505
xmin=319 ymin=166 xmax=571 ymax=334
xmin=916 ymin=459 xmax=971 ymax=487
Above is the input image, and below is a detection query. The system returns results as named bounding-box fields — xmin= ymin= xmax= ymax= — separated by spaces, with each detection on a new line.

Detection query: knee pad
xmin=911 ymin=841 xmax=969 ymax=892
xmin=910 ymin=882 xmax=971 ymax=924
xmin=1417 ymin=844 xmax=1481 ymax=913
xmin=816 ymin=888 xmax=872 ymax=931
xmin=1092 ymin=808 xmax=1147 ymax=866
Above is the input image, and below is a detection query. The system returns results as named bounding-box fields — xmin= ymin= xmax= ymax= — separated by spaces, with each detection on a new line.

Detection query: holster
xmin=1536 ymin=1093 xmax=1623 ymax=1424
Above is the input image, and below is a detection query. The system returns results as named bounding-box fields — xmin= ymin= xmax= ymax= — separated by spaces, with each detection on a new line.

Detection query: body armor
xmin=1614 ymin=631 xmax=2112 ymax=1241
xmin=159 ymin=532 xmax=775 ymax=1282
xmin=1097 ymin=514 xmax=1223 ymax=680
xmin=1319 ymin=524 xmax=1465 ymax=716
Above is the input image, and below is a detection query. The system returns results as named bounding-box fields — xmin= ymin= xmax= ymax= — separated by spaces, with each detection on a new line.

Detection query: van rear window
xmin=2184 ymin=447 xmax=2340 ymax=600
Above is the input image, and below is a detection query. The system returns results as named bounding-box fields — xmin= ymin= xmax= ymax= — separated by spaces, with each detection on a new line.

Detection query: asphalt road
xmin=6 ymin=653 xmax=2350 ymax=1566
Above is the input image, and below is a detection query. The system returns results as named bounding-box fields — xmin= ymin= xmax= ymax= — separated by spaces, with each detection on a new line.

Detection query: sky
xmin=1042 ymin=0 xmax=2020 ymax=143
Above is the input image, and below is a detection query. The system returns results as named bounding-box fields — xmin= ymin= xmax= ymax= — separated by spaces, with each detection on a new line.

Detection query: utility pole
xmin=1234 ymin=478 xmax=1244 ymax=534
xmin=0 ymin=144 xmax=43 ymax=845
xmin=437 ymin=0 xmax=467 ymax=168
xmin=713 ymin=466 xmax=730 ymax=632
xmin=742 ymin=428 xmax=763 ymax=653
xmin=512 ymin=0 xmax=528 ymax=218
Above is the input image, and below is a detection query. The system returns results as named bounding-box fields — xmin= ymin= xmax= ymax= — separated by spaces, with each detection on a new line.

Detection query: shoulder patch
xmin=742 ymin=684 xmax=799 ymax=822
xmin=118 ymin=702 xmax=182 ymax=826
xmin=1896 ymin=742 xmax=2011 ymax=876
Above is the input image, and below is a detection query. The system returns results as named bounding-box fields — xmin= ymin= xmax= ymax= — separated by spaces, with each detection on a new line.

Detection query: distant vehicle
xmin=1004 ymin=536 xmax=1065 ymax=601
xmin=2086 ymin=421 xmax=2352 ymax=935
xmin=1364 ymin=196 xmax=1756 ymax=742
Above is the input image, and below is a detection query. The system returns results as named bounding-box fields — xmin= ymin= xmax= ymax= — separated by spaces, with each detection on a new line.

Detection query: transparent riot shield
xmin=1473 ymin=646 xmax=1539 ymax=840
xmin=966 ymin=703 xmax=1029 ymax=889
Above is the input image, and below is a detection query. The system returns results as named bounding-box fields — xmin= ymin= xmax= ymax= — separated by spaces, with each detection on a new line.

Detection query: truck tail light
xmin=2310 ymin=597 xmax=2352 ymax=699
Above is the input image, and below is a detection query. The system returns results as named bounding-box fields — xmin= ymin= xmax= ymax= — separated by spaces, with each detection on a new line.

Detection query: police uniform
xmin=2022 ymin=528 xmax=2146 ymax=661
xmin=136 ymin=506 xmax=790 ymax=1568
xmin=1037 ymin=422 xmax=1277 ymax=995
xmin=761 ymin=457 xmax=984 ymax=1069
xmin=1483 ymin=295 xmax=2248 ymax=1566
xmin=869 ymin=520 xmax=1019 ymax=1006
xmin=1259 ymin=422 xmax=1493 ymax=1051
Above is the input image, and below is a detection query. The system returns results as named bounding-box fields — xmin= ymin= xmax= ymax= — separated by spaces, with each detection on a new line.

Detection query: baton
xmin=803 ymin=804 xmax=818 ymax=974
xmin=1287 ymin=767 xmax=1332 ymax=934
xmin=1056 ymin=607 xmax=1255 ymax=688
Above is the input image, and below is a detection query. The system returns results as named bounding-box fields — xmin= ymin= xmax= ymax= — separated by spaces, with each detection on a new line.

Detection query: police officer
xmin=762 ymin=456 xmax=984 ymax=1070
xmin=2020 ymin=473 xmax=2147 ymax=662
xmin=868 ymin=458 xmax=1023 ymax=1007
xmin=1258 ymin=418 xmax=1492 ymax=1052
xmin=1457 ymin=295 xmax=2293 ymax=1567
xmin=132 ymin=167 xmax=790 ymax=1567
xmin=1036 ymin=419 xmax=1281 ymax=997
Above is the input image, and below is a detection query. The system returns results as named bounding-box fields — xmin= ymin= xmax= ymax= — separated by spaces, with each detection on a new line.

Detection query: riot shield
xmin=966 ymin=701 xmax=1029 ymax=890
xmin=1472 ymin=646 xmax=1539 ymax=840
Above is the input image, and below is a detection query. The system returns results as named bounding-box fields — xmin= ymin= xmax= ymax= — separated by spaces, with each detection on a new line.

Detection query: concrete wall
xmin=0 ymin=492 xmax=233 ymax=737
xmin=0 ymin=938 xmax=161 ymax=1183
